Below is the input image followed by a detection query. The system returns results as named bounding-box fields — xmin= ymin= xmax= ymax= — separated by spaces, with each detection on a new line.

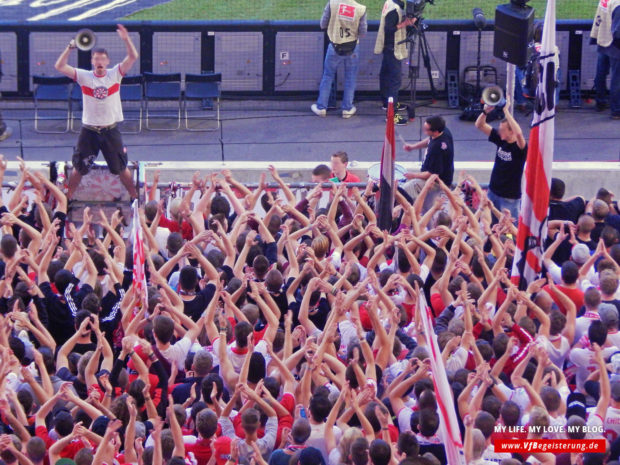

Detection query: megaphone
xmin=75 ymin=29 xmax=96 ymax=51
xmin=481 ymin=86 xmax=506 ymax=108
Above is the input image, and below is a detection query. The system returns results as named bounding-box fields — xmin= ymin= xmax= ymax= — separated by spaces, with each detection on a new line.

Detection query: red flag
xmin=132 ymin=200 xmax=148 ymax=313
xmin=511 ymin=0 xmax=556 ymax=289
xmin=377 ymin=97 xmax=395 ymax=231
xmin=418 ymin=292 xmax=466 ymax=465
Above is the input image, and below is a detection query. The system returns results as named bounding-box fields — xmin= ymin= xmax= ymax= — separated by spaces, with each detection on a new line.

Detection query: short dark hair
xmin=589 ymin=320 xmax=608 ymax=346
xmin=195 ymin=409 xmax=218 ymax=439
xmin=153 ymin=315 xmax=175 ymax=344
xmin=397 ymin=431 xmax=419 ymax=457
xmin=331 ymin=151 xmax=349 ymax=164
xmin=234 ymin=321 xmax=253 ymax=348
xmin=561 ymin=261 xmax=579 ymax=285
xmin=201 ymin=373 xmax=223 ymax=402
xmin=417 ymin=409 xmax=440 ymax=437
xmin=291 ymin=418 xmax=311 ymax=444
xmin=1 ymin=234 xmax=18 ymax=259
xmin=309 ymin=392 xmax=331 ymax=422
xmin=312 ymin=164 xmax=331 ymax=179
xmin=425 ymin=115 xmax=445 ymax=133
xmin=179 ymin=265 xmax=199 ymax=292
xmin=369 ymin=439 xmax=392 ymax=465
xmin=550 ymin=178 xmax=565 ymax=199
xmin=91 ymin=48 xmax=109 ymax=57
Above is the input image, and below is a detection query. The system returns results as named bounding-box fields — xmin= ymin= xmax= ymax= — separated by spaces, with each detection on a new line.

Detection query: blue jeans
xmin=594 ymin=52 xmax=610 ymax=106
xmin=316 ymin=43 xmax=360 ymax=111
xmin=487 ymin=189 xmax=521 ymax=222
xmin=379 ymin=50 xmax=402 ymax=108
xmin=610 ymin=55 xmax=620 ymax=115
xmin=515 ymin=66 xmax=527 ymax=105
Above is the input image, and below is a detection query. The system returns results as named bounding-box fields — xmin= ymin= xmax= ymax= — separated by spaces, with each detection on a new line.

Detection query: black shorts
xmin=73 ymin=125 xmax=128 ymax=176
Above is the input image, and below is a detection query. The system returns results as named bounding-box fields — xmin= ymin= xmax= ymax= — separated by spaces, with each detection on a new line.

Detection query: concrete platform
xmin=1 ymin=98 xmax=619 ymax=164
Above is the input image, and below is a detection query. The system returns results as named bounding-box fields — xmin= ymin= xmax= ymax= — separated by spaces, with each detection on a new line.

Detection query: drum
xmin=367 ymin=163 xmax=407 ymax=183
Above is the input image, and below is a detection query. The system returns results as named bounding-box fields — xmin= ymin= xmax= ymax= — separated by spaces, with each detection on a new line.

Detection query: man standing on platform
xmin=311 ymin=0 xmax=367 ymax=119
xmin=375 ymin=0 xmax=417 ymax=126
xmin=474 ymin=100 xmax=527 ymax=221
xmin=54 ymin=24 xmax=138 ymax=200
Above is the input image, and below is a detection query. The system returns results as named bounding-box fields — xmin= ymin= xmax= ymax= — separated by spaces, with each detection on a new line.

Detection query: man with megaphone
xmin=54 ymin=24 xmax=138 ymax=201
xmin=474 ymin=95 xmax=527 ymax=222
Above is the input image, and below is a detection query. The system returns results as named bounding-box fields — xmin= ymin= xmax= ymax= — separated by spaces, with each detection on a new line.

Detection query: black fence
xmin=0 ymin=19 xmax=595 ymax=100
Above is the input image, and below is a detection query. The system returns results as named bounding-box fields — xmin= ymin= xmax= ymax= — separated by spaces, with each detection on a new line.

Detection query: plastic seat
xmin=33 ymin=75 xmax=72 ymax=133
xmin=183 ymin=73 xmax=222 ymax=131
xmin=143 ymin=72 xmax=182 ymax=131
xmin=119 ymin=75 xmax=144 ymax=134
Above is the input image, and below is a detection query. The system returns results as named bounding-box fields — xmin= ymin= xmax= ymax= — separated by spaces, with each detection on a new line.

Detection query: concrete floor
xmin=1 ymin=98 xmax=619 ymax=164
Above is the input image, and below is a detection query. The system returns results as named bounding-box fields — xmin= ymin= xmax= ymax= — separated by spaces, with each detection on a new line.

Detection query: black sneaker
xmin=382 ymin=102 xmax=408 ymax=112
xmin=394 ymin=114 xmax=409 ymax=125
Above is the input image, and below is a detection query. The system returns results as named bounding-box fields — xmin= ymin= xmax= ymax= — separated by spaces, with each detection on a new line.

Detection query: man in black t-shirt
xmin=475 ymin=100 xmax=527 ymax=221
xmin=548 ymin=177 xmax=586 ymax=223
xmin=402 ymin=115 xmax=454 ymax=212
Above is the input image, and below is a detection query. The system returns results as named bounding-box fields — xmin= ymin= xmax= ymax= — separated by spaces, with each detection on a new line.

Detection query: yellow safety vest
xmin=591 ymin=0 xmax=620 ymax=48
xmin=374 ymin=0 xmax=408 ymax=60
xmin=327 ymin=0 xmax=366 ymax=45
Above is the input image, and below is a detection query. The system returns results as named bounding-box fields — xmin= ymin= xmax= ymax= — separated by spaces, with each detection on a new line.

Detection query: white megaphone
xmin=75 ymin=29 xmax=96 ymax=51
xmin=481 ymin=86 xmax=506 ymax=108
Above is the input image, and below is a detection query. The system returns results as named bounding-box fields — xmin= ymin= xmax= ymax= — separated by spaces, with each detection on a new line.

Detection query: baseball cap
xmin=298 ymin=447 xmax=324 ymax=465
xmin=566 ymin=392 xmax=587 ymax=419
xmin=213 ymin=436 xmax=231 ymax=465
xmin=599 ymin=303 xmax=619 ymax=328
xmin=571 ymin=244 xmax=590 ymax=265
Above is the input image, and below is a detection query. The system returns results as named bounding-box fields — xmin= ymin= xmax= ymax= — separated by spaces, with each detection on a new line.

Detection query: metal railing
xmin=0 ymin=19 xmax=594 ymax=99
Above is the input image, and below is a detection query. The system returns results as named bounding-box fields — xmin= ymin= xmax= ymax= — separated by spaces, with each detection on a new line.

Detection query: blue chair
xmin=70 ymin=83 xmax=83 ymax=132
xmin=143 ymin=72 xmax=181 ymax=131
xmin=119 ymin=75 xmax=144 ymax=134
xmin=33 ymin=75 xmax=72 ymax=133
xmin=183 ymin=73 xmax=222 ymax=131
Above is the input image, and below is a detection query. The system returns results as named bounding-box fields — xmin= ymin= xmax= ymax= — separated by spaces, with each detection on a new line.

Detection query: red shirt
xmin=186 ymin=438 xmax=213 ymax=465
xmin=36 ymin=426 xmax=87 ymax=459
xmin=158 ymin=216 xmax=194 ymax=241
xmin=543 ymin=284 xmax=584 ymax=315
xmin=332 ymin=171 xmax=360 ymax=183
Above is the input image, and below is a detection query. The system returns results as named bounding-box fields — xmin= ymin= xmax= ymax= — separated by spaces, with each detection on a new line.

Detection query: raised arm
xmin=117 ymin=24 xmax=138 ymax=76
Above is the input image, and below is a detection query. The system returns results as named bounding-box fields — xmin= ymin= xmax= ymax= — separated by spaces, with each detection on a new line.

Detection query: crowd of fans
xmin=0 ymin=153 xmax=619 ymax=465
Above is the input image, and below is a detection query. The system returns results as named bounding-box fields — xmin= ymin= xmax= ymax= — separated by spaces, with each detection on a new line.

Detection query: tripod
xmin=460 ymin=26 xmax=485 ymax=119
xmin=399 ymin=20 xmax=437 ymax=120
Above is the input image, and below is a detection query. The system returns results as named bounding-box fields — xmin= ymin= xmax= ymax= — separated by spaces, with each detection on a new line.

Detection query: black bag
xmin=333 ymin=40 xmax=357 ymax=56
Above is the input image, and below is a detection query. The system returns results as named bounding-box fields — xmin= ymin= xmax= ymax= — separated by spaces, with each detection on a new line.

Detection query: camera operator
xmin=374 ymin=0 xmax=417 ymax=126
xmin=311 ymin=0 xmax=367 ymax=119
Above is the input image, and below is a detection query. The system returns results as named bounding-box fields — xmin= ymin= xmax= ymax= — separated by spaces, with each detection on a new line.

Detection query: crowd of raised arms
xmin=0 ymin=154 xmax=619 ymax=465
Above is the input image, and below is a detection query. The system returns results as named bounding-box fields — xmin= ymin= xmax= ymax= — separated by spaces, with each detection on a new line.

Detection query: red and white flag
xmin=511 ymin=0 xmax=556 ymax=289
xmin=377 ymin=97 xmax=395 ymax=231
xmin=132 ymin=200 xmax=148 ymax=313
xmin=418 ymin=292 xmax=465 ymax=465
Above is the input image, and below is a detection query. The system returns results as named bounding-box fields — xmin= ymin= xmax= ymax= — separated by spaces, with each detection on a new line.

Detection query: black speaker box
xmin=493 ymin=3 xmax=535 ymax=67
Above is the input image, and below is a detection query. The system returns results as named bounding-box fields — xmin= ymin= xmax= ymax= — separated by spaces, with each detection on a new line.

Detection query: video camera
xmin=405 ymin=0 xmax=434 ymax=18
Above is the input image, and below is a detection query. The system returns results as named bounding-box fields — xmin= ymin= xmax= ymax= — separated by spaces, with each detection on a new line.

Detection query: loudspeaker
xmin=493 ymin=3 xmax=535 ymax=67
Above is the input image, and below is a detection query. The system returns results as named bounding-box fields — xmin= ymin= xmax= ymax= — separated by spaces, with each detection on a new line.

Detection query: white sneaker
xmin=311 ymin=104 xmax=326 ymax=117
xmin=342 ymin=106 xmax=357 ymax=119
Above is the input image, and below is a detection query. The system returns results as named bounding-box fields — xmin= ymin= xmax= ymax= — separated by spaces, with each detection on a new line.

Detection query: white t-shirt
xmin=540 ymin=335 xmax=570 ymax=369
xmin=75 ymin=64 xmax=124 ymax=126
xmin=307 ymin=422 xmax=341 ymax=464
xmin=604 ymin=406 xmax=620 ymax=443
xmin=160 ymin=336 xmax=193 ymax=371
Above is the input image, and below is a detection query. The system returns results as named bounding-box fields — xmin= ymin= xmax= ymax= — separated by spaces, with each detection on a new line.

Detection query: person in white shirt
xmin=54 ymin=24 xmax=138 ymax=200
